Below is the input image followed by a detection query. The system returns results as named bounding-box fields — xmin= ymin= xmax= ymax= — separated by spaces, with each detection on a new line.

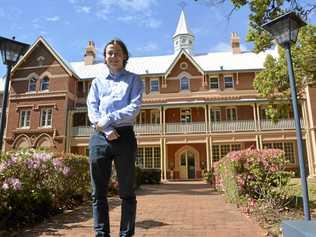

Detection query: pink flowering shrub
xmin=215 ymin=148 xmax=294 ymax=211
xmin=0 ymin=149 xmax=90 ymax=230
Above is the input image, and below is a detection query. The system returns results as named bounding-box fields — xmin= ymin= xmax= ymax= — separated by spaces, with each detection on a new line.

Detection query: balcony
xmin=70 ymin=119 xmax=300 ymax=137
xmin=211 ymin=120 xmax=256 ymax=132
xmin=260 ymin=119 xmax=303 ymax=130
xmin=134 ymin=124 xmax=161 ymax=135
xmin=166 ymin=122 xmax=206 ymax=134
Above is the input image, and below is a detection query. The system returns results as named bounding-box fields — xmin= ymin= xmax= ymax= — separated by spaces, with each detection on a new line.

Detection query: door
xmin=179 ymin=151 xmax=195 ymax=179
xmin=187 ymin=152 xmax=195 ymax=179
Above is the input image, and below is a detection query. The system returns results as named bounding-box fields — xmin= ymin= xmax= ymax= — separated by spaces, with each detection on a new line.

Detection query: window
xmin=259 ymin=107 xmax=268 ymax=120
xmin=263 ymin=142 xmax=295 ymax=163
xmin=284 ymin=142 xmax=295 ymax=163
xmin=150 ymin=79 xmax=159 ymax=92
xmin=209 ymin=77 xmax=219 ymax=89
xmin=180 ymin=62 xmax=188 ymax=70
xmin=224 ymin=76 xmax=234 ymax=89
xmin=150 ymin=110 xmax=160 ymax=124
xmin=180 ymin=108 xmax=191 ymax=123
xmin=40 ymin=76 xmax=49 ymax=91
xmin=136 ymin=110 xmax=146 ymax=124
xmin=212 ymin=144 xmax=241 ymax=162
xmin=210 ymin=109 xmax=221 ymax=122
xmin=19 ymin=110 xmax=31 ymax=128
xmin=28 ymin=77 xmax=36 ymax=92
xmin=220 ymin=145 xmax=230 ymax=157
xmin=40 ymin=108 xmax=53 ymax=127
xmin=226 ymin=108 xmax=237 ymax=121
xmin=136 ymin=147 xmax=161 ymax=169
xmin=180 ymin=76 xmax=189 ymax=90
xmin=141 ymin=80 xmax=146 ymax=94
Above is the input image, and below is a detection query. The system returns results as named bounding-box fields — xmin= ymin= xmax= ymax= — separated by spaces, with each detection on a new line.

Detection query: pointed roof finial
xmin=173 ymin=9 xmax=193 ymax=38
xmin=179 ymin=1 xmax=187 ymax=10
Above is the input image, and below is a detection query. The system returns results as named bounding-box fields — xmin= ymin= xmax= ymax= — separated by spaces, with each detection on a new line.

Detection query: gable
xmin=17 ymin=41 xmax=59 ymax=68
xmin=11 ymin=37 xmax=79 ymax=80
xmin=168 ymin=54 xmax=203 ymax=78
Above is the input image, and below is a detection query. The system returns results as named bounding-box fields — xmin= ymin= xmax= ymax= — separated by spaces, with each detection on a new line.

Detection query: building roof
xmin=69 ymin=48 xmax=277 ymax=80
xmin=11 ymin=36 xmax=80 ymax=80
xmin=173 ymin=10 xmax=194 ymax=38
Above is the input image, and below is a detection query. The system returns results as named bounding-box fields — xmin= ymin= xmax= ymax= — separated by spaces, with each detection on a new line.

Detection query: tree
xmin=254 ymin=25 xmax=316 ymax=120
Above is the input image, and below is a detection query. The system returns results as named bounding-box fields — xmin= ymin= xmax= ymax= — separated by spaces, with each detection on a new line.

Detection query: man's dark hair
xmin=104 ymin=38 xmax=129 ymax=67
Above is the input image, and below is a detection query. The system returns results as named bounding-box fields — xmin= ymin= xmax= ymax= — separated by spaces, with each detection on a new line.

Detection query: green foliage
xmin=215 ymin=149 xmax=294 ymax=210
xmin=253 ymin=25 xmax=316 ymax=120
xmin=136 ymin=168 xmax=161 ymax=184
xmin=202 ymin=170 xmax=214 ymax=186
xmin=0 ymin=149 xmax=91 ymax=230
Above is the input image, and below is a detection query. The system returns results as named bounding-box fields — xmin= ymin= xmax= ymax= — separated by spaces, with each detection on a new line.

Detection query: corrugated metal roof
xmin=69 ymin=48 xmax=277 ymax=80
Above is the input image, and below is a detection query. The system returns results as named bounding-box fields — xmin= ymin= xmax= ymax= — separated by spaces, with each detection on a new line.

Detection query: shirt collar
xmin=107 ymin=69 xmax=127 ymax=79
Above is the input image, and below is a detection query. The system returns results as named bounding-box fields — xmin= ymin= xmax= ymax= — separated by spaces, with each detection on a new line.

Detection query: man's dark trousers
xmin=89 ymin=126 xmax=137 ymax=237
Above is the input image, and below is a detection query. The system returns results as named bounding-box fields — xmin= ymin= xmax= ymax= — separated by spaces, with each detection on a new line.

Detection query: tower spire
xmin=173 ymin=10 xmax=194 ymax=54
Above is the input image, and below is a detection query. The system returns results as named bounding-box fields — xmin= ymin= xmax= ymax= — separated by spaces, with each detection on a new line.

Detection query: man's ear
xmin=104 ymin=58 xmax=107 ymax=65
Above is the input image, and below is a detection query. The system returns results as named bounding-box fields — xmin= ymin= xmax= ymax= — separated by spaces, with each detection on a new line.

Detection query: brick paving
xmin=14 ymin=181 xmax=265 ymax=237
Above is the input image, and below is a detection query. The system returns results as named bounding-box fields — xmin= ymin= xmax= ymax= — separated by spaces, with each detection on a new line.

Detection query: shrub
xmin=139 ymin=169 xmax=161 ymax=184
xmin=0 ymin=149 xmax=90 ymax=230
xmin=215 ymin=149 xmax=294 ymax=210
xmin=203 ymin=170 xmax=214 ymax=186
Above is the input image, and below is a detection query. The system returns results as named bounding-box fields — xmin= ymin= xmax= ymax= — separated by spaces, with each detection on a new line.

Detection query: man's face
xmin=104 ymin=43 xmax=126 ymax=73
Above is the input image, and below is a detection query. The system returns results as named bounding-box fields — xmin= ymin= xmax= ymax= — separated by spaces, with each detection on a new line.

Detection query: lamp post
xmin=262 ymin=12 xmax=310 ymax=220
xmin=0 ymin=36 xmax=29 ymax=151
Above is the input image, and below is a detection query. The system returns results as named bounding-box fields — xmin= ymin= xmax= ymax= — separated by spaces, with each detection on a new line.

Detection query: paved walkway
xmin=16 ymin=181 xmax=265 ymax=237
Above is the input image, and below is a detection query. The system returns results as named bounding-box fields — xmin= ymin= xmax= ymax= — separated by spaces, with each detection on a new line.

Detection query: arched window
xmin=40 ymin=76 xmax=49 ymax=91
xmin=180 ymin=76 xmax=189 ymax=90
xmin=28 ymin=77 xmax=37 ymax=92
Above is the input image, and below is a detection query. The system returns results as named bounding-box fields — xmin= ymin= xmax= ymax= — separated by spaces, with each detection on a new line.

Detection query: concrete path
xmin=15 ymin=181 xmax=265 ymax=237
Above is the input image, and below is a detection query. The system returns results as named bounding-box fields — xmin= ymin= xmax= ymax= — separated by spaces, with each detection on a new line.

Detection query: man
xmin=87 ymin=38 xmax=143 ymax=237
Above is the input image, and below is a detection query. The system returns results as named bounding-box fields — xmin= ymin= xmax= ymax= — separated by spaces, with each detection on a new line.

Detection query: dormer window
xmin=40 ymin=76 xmax=49 ymax=91
xmin=224 ymin=76 xmax=234 ymax=89
xmin=209 ymin=77 xmax=219 ymax=89
xmin=150 ymin=79 xmax=159 ymax=93
xmin=28 ymin=77 xmax=37 ymax=92
xmin=180 ymin=76 xmax=189 ymax=90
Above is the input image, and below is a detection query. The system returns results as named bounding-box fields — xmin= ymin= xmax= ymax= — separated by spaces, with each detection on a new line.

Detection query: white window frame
xmin=136 ymin=146 xmax=161 ymax=169
xmin=150 ymin=110 xmax=160 ymax=124
xmin=28 ymin=77 xmax=37 ymax=93
xmin=210 ymin=108 xmax=221 ymax=122
xmin=209 ymin=76 xmax=219 ymax=89
xmin=141 ymin=79 xmax=146 ymax=94
xmin=40 ymin=108 xmax=53 ymax=128
xmin=136 ymin=110 xmax=146 ymax=124
xmin=212 ymin=144 xmax=241 ymax=162
xmin=19 ymin=110 xmax=31 ymax=128
xmin=180 ymin=108 xmax=192 ymax=123
xmin=150 ymin=79 xmax=159 ymax=93
xmin=40 ymin=77 xmax=49 ymax=91
xmin=226 ymin=107 xmax=237 ymax=121
xmin=180 ymin=76 xmax=190 ymax=91
xmin=224 ymin=75 xmax=234 ymax=89
xmin=263 ymin=142 xmax=296 ymax=164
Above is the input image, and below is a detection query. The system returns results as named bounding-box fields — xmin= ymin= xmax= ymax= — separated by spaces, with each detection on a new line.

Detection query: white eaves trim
xmin=11 ymin=36 xmax=80 ymax=79
xmin=164 ymin=49 xmax=204 ymax=78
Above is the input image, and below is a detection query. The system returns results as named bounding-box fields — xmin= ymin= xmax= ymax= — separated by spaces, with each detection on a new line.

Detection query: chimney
xmin=231 ymin=32 xmax=241 ymax=54
xmin=84 ymin=41 xmax=96 ymax=65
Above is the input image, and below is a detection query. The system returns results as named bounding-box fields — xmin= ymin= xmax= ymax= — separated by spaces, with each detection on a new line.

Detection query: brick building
xmin=3 ymin=11 xmax=316 ymax=180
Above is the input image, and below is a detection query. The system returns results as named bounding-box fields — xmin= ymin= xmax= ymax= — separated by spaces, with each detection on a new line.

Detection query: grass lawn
xmin=289 ymin=177 xmax=316 ymax=216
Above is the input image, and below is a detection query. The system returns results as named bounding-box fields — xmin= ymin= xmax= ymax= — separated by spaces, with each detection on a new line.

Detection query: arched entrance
xmin=179 ymin=151 xmax=195 ymax=179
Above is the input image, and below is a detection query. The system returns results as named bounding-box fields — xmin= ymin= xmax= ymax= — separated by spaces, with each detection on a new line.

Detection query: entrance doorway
xmin=179 ymin=151 xmax=195 ymax=179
